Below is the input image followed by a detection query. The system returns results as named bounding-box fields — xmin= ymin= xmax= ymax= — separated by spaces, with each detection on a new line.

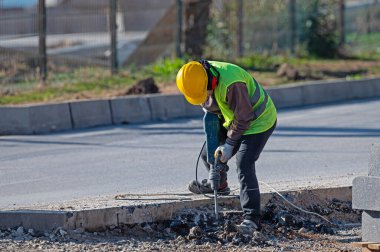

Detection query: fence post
xmin=237 ymin=0 xmax=243 ymax=57
xmin=338 ymin=0 xmax=345 ymax=46
xmin=110 ymin=0 xmax=118 ymax=74
xmin=38 ymin=0 xmax=47 ymax=83
xmin=366 ymin=0 xmax=378 ymax=34
xmin=288 ymin=0 xmax=296 ymax=55
xmin=176 ymin=0 xmax=183 ymax=58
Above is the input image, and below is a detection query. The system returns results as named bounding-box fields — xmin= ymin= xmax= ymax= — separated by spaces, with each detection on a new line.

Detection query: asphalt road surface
xmin=1 ymin=98 xmax=380 ymax=209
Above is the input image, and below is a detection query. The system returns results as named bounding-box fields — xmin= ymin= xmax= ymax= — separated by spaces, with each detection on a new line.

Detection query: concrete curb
xmin=69 ymin=99 xmax=112 ymax=129
xmin=0 ymin=77 xmax=379 ymax=135
xmin=0 ymin=186 xmax=352 ymax=232
xmin=267 ymin=77 xmax=380 ymax=108
xmin=0 ymin=103 xmax=72 ymax=135
xmin=110 ymin=95 xmax=152 ymax=124
xmin=353 ymin=143 xmax=380 ymax=242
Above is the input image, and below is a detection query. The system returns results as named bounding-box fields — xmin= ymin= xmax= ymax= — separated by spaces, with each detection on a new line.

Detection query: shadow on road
xmin=274 ymin=126 xmax=380 ymax=138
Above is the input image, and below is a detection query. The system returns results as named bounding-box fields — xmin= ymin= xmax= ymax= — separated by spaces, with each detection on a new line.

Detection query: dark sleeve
xmin=225 ymin=82 xmax=254 ymax=146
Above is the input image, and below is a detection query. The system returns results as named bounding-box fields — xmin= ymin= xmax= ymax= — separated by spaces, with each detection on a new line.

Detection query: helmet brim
xmin=184 ymin=91 xmax=207 ymax=105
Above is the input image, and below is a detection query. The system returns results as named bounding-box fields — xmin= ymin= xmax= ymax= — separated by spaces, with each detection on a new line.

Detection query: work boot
xmin=236 ymin=219 xmax=259 ymax=235
xmin=187 ymin=179 xmax=230 ymax=195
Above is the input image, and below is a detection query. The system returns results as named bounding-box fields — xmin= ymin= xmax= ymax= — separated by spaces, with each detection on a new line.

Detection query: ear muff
xmin=199 ymin=60 xmax=220 ymax=91
xmin=211 ymin=76 xmax=217 ymax=90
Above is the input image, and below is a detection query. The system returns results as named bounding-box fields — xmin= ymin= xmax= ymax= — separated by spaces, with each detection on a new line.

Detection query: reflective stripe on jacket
xmin=210 ymin=61 xmax=277 ymax=135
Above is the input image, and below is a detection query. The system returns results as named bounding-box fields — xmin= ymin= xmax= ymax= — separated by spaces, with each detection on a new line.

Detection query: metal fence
xmin=207 ymin=0 xmax=380 ymax=59
xmin=0 ymin=0 xmax=175 ymax=84
xmin=0 ymin=0 xmax=379 ymax=85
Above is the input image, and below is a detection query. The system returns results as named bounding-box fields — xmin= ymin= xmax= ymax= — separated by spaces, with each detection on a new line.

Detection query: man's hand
xmin=208 ymin=167 xmax=220 ymax=190
xmin=215 ymin=143 xmax=234 ymax=163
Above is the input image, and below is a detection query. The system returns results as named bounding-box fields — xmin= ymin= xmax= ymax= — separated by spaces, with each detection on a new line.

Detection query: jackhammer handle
xmin=214 ymin=150 xmax=222 ymax=163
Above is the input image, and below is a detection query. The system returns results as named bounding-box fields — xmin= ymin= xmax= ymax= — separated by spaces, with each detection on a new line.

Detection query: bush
xmin=235 ymin=54 xmax=284 ymax=71
xmin=304 ymin=1 xmax=340 ymax=58
xmin=149 ymin=58 xmax=186 ymax=80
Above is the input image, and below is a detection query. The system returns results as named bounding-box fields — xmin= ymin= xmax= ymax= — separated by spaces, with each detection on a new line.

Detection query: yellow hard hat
xmin=176 ymin=61 xmax=208 ymax=105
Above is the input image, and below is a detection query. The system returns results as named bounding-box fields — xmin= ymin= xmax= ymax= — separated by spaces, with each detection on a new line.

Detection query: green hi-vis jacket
xmin=210 ymin=61 xmax=277 ymax=135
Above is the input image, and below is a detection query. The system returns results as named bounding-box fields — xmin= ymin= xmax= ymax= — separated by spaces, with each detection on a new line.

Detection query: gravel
xmin=0 ymin=196 xmax=363 ymax=251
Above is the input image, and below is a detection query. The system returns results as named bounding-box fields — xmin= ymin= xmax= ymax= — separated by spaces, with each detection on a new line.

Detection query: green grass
xmin=234 ymin=54 xmax=285 ymax=71
xmin=232 ymin=54 xmax=379 ymax=72
xmin=346 ymin=32 xmax=380 ymax=60
xmin=1 ymin=54 xmax=380 ymax=105
xmin=0 ymin=58 xmax=186 ymax=105
xmin=347 ymin=32 xmax=380 ymax=47
xmin=0 ymin=86 xmax=62 ymax=105
xmin=0 ymin=79 xmax=132 ymax=105
xmin=150 ymin=58 xmax=186 ymax=81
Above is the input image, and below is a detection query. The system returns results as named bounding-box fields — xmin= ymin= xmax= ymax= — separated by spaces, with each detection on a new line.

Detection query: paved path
xmin=1 ymin=98 xmax=380 ymax=209
xmin=0 ymin=32 xmax=147 ymax=66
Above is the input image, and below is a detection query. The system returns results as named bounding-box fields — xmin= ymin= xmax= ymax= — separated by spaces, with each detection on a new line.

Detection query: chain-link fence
xmin=0 ymin=0 xmax=176 ymax=86
xmin=0 ymin=0 xmax=379 ymax=86
xmin=206 ymin=0 xmax=380 ymax=59
xmin=1 ymin=1 xmax=39 ymax=85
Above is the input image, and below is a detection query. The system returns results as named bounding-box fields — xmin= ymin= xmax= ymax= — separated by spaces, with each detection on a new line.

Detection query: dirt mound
xmin=125 ymin=77 xmax=160 ymax=95
xmin=276 ymin=63 xmax=300 ymax=81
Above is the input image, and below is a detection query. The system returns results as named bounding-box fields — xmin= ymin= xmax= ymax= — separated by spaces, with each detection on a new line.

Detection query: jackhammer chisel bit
xmin=209 ymin=151 xmax=224 ymax=220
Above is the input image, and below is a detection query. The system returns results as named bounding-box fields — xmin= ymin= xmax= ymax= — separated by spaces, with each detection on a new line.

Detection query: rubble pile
xmin=0 ymin=196 xmax=362 ymax=251
xmin=119 ymin=195 xmax=360 ymax=247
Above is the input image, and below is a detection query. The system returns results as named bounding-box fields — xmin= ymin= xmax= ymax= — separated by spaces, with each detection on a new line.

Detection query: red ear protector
xmin=211 ymin=75 xmax=217 ymax=90
xmin=199 ymin=60 xmax=220 ymax=91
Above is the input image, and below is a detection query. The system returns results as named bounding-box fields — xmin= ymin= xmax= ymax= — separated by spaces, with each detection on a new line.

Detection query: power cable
xmin=115 ymin=141 xmax=356 ymax=228
xmin=195 ymin=141 xmax=219 ymax=199
xmin=258 ymin=181 xmax=334 ymax=225
xmin=194 ymin=141 xmax=339 ymax=227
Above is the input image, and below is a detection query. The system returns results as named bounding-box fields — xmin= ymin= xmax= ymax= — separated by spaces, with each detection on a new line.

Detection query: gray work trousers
xmin=201 ymin=121 xmax=276 ymax=222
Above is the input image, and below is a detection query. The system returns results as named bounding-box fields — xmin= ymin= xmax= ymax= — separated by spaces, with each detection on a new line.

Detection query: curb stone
xmin=110 ymin=95 xmax=152 ymax=124
xmin=69 ymin=99 xmax=112 ymax=129
xmin=353 ymin=143 xmax=380 ymax=242
xmin=0 ymin=103 xmax=72 ymax=135
xmin=0 ymin=186 xmax=352 ymax=232
xmin=0 ymin=77 xmax=380 ymax=135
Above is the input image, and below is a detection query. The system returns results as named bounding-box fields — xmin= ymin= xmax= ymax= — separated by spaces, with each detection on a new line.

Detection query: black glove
xmin=208 ymin=165 xmax=221 ymax=191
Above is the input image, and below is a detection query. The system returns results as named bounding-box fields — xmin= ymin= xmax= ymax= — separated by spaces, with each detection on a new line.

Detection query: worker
xmin=176 ymin=60 xmax=277 ymax=234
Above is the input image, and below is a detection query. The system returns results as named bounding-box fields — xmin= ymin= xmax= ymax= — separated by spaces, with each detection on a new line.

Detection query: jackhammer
xmin=203 ymin=112 xmax=227 ymax=220
xmin=209 ymin=151 xmax=228 ymax=220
